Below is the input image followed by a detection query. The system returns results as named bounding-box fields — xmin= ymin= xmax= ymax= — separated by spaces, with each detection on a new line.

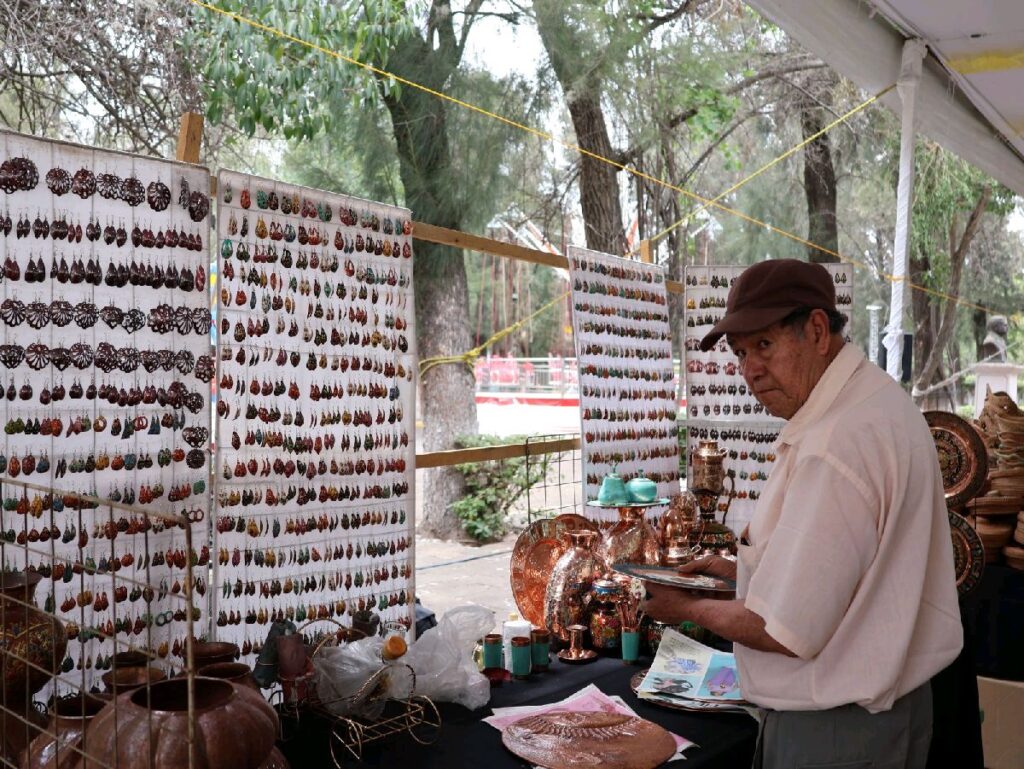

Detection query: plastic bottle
xmin=502 ymin=613 xmax=532 ymax=672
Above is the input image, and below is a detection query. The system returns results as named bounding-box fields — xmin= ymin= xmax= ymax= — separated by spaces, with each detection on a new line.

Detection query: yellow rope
xmin=633 ymin=84 xmax=895 ymax=253
xmin=190 ymin=1 xmax=1018 ymax=325
xmin=419 ymin=290 xmax=570 ymax=377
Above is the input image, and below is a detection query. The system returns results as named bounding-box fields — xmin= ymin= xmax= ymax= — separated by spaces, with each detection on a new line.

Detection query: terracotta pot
xmin=544 ymin=531 xmax=604 ymax=643
xmin=275 ymin=633 xmax=307 ymax=679
xmin=21 ymin=693 xmax=106 ymax=769
xmin=100 ymin=666 xmax=167 ymax=696
xmin=198 ymin=662 xmax=259 ymax=691
xmin=111 ymin=650 xmax=150 ymax=669
xmin=1 ymin=570 xmax=67 ymax=763
xmin=188 ymin=641 xmax=239 ymax=670
xmin=84 ymin=678 xmax=279 ymax=769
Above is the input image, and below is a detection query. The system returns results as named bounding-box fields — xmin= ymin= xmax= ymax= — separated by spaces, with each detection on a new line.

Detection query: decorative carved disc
xmin=948 ymin=511 xmax=985 ymax=597
xmin=925 ymin=411 xmax=987 ymax=508
xmin=502 ymin=711 xmax=676 ymax=769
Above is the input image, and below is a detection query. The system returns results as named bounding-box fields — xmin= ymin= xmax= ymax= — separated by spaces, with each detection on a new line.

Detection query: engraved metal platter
xmin=949 ymin=511 xmax=985 ymax=597
xmin=501 ymin=711 xmax=676 ymax=769
xmin=510 ymin=514 xmax=600 ymax=627
xmin=925 ymin=411 xmax=988 ymax=509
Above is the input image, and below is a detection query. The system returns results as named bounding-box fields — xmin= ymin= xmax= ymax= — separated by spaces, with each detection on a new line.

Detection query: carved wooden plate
xmin=949 ymin=511 xmax=985 ymax=597
xmin=501 ymin=711 xmax=676 ymax=769
xmin=510 ymin=514 xmax=599 ymax=627
xmin=925 ymin=411 xmax=988 ymax=508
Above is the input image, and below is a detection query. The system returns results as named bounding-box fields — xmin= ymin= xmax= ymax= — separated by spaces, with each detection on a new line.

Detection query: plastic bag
xmin=402 ymin=604 xmax=493 ymax=710
xmin=314 ymin=636 xmax=390 ymax=718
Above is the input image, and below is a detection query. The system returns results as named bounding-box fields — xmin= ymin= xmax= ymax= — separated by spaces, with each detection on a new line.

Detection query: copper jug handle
xmin=720 ymin=475 xmax=736 ymax=526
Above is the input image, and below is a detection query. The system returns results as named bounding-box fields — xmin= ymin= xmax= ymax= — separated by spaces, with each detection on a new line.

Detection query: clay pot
xmin=198 ymin=662 xmax=259 ymax=691
xmin=84 ymin=678 xmax=279 ymax=769
xmin=275 ymin=633 xmax=307 ymax=679
xmin=20 ymin=693 xmax=106 ymax=769
xmin=1 ymin=570 xmax=67 ymax=763
xmin=100 ymin=666 xmax=167 ymax=696
xmin=188 ymin=641 xmax=239 ymax=670
xmin=111 ymin=650 xmax=150 ymax=669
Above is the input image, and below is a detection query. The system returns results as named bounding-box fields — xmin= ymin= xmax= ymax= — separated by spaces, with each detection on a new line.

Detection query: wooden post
xmin=638 ymin=239 xmax=652 ymax=264
xmin=176 ymin=112 xmax=204 ymax=164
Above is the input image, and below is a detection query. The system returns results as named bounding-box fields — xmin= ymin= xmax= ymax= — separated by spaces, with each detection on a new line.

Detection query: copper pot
xmin=20 ymin=693 xmax=106 ymax=769
xmin=1 ymin=570 xmax=67 ymax=763
xmin=596 ymin=507 xmax=661 ymax=566
xmin=544 ymin=531 xmax=604 ymax=643
xmin=198 ymin=662 xmax=259 ymax=692
xmin=84 ymin=678 xmax=280 ymax=769
xmin=658 ymin=492 xmax=703 ymax=566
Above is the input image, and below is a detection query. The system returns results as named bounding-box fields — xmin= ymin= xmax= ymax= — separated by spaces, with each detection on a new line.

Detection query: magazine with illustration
xmin=637 ymin=628 xmax=746 ymax=704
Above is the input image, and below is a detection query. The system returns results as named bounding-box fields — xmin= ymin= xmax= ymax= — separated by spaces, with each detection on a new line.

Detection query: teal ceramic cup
xmin=482 ymin=633 xmax=503 ymax=669
xmin=621 ymin=630 xmax=641 ymax=663
xmin=530 ymin=629 xmax=550 ymax=671
xmin=510 ymin=636 xmax=532 ymax=678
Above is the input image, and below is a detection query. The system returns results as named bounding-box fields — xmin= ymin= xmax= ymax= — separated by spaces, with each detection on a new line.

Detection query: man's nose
xmin=742 ymin=356 xmax=765 ymax=381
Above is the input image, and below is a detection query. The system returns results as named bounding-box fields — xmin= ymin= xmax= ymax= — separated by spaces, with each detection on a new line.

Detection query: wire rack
xmin=275 ymin=625 xmax=441 ymax=766
xmin=524 ymin=433 xmax=584 ymax=524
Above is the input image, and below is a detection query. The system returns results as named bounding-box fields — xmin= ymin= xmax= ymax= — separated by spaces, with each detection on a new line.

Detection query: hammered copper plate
xmin=510 ymin=514 xmax=599 ymax=627
xmin=501 ymin=711 xmax=676 ymax=769
xmin=949 ymin=511 xmax=985 ymax=597
xmin=925 ymin=411 xmax=988 ymax=508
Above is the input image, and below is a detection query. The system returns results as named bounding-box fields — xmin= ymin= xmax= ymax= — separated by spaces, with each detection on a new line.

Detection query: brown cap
xmin=699 ymin=259 xmax=836 ymax=351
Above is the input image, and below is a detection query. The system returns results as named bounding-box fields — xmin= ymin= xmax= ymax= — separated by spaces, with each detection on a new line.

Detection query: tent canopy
xmin=746 ymin=0 xmax=1024 ymax=196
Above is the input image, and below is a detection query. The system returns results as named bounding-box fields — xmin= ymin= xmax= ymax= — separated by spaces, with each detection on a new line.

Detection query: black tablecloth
xmin=961 ymin=563 xmax=1024 ymax=681
xmin=278 ymin=655 xmax=757 ymax=768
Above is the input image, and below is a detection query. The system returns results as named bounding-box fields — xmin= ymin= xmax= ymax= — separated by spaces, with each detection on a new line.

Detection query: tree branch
xmin=615 ymin=60 xmax=828 ymax=166
xmin=914 ymin=184 xmax=992 ymax=394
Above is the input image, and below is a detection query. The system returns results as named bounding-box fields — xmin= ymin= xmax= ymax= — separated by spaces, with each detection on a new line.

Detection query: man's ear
xmin=810 ymin=309 xmax=831 ymax=353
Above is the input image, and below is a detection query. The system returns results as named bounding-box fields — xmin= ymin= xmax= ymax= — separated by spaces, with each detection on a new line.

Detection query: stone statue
xmin=981 ymin=315 xmax=1009 ymax=363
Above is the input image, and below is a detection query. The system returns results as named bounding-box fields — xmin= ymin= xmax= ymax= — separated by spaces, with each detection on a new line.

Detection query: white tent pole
xmin=885 ymin=38 xmax=927 ymax=381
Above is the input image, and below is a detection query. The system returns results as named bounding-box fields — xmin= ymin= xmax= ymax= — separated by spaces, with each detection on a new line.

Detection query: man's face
xmin=727 ymin=319 xmax=822 ymax=420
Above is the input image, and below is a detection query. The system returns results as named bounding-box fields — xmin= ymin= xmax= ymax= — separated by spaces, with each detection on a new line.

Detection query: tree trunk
xmin=799 ymin=94 xmax=839 ymax=263
xmin=385 ymin=54 xmax=478 ymax=540
xmin=569 ymin=92 xmax=627 ymax=254
xmin=534 ymin=1 xmax=626 ymax=255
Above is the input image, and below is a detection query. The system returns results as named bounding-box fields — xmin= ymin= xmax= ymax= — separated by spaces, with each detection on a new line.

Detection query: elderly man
xmin=645 ymin=259 xmax=962 ymax=769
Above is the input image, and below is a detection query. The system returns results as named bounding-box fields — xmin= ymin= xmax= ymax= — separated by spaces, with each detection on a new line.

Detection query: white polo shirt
xmin=736 ymin=343 xmax=963 ymax=713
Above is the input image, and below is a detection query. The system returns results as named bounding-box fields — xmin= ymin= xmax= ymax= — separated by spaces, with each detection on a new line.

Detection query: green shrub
xmin=452 ymin=434 xmax=553 ymax=542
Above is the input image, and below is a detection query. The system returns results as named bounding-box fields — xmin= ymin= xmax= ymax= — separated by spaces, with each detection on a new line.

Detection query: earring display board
xmin=213 ymin=171 xmax=416 ymax=659
xmin=568 ymin=246 xmax=679 ymax=525
xmin=0 ymin=129 xmax=213 ymax=682
xmin=682 ymin=262 xmax=854 ymax=531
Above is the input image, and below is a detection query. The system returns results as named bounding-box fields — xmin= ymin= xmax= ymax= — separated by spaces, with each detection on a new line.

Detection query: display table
xmin=277 ymin=655 xmax=757 ymax=768
xmin=961 ymin=563 xmax=1024 ymax=681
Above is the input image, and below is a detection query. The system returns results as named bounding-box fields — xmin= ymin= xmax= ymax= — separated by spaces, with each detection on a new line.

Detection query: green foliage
xmin=186 ymin=0 xmax=414 ymax=141
xmin=451 ymin=435 xmax=554 ymax=542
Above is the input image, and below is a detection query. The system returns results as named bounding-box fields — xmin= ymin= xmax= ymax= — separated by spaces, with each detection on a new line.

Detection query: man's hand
xmin=677 ymin=555 xmax=736 ymax=581
xmin=642 ymin=582 xmax=699 ymax=625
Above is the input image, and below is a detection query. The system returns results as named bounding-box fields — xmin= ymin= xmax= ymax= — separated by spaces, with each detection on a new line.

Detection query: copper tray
xmin=510 ymin=514 xmax=599 ymax=627
xmin=925 ymin=411 xmax=988 ymax=508
xmin=949 ymin=511 xmax=985 ymax=597
xmin=501 ymin=711 xmax=676 ymax=769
